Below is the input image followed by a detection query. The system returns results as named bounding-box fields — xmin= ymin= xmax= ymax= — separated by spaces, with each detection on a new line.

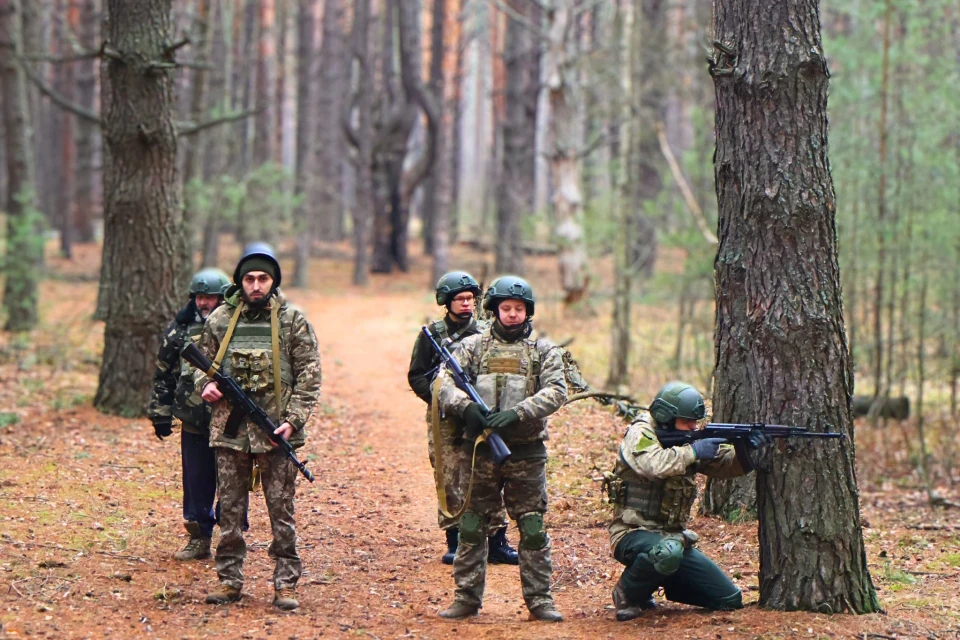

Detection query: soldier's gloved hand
xmin=462 ymin=403 xmax=488 ymax=439
xmin=690 ymin=438 xmax=728 ymax=461
xmin=151 ymin=416 xmax=174 ymax=441
xmin=487 ymin=409 xmax=519 ymax=431
xmin=747 ymin=431 xmax=774 ymax=450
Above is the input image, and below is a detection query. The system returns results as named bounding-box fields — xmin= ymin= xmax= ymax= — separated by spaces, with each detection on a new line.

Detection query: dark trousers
xmin=181 ymin=429 xmax=217 ymax=538
xmin=614 ymin=529 xmax=743 ymax=610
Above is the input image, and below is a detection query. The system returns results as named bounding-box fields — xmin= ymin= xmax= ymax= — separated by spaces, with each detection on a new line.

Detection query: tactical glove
xmin=487 ymin=409 xmax=519 ymax=431
xmin=747 ymin=431 xmax=774 ymax=450
xmin=462 ymin=403 xmax=488 ymax=440
xmin=690 ymin=438 xmax=728 ymax=461
xmin=151 ymin=416 xmax=174 ymax=441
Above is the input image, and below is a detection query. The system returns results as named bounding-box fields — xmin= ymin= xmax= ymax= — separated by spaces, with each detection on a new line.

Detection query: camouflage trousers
xmin=452 ymin=451 xmax=553 ymax=611
xmin=214 ymin=447 xmax=302 ymax=591
xmin=426 ymin=417 xmax=506 ymax=533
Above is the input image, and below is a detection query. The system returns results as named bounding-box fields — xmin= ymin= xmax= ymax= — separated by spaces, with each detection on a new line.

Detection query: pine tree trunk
xmin=291 ymin=0 xmax=315 ymax=288
xmin=73 ymin=0 xmax=99 ymax=244
xmin=711 ymin=0 xmax=880 ymax=613
xmin=60 ymin=0 xmax=78 ymax=259
xmin=313 ymin=0 xmax=346 ymax=242
xmin=94 ymin=0 xmax=184 ymax=416
xmin=0 ymin=0 xmax=41 ymax=331
xmin=423 ymin=0 xmax=449 ymax=279
xmin=181 ymin=0 xmax=212 ymax=271
xmin=347 ymin=0 xmax=373 ymax=285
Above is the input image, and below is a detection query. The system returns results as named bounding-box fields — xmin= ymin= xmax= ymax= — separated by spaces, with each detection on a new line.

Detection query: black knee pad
xmin=459 ymin=512 xmax=484 ymax=545
xmin=517 ymin=512 xmax=547 ymax=550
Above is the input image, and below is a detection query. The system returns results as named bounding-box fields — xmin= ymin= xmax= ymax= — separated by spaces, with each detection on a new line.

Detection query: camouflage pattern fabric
xmin=608 ymin=412 xmax=744 ymax=553
xmin=147 ymin=309 xmax=210 ymax=433
xmin=214 ymin=447 xmax=302 ymax=590
xmin=438 ymin=327 xmax=567 ymax=446
xmin=451 ymin=454 xmax=553 ymax=610
xmin=195 ymin=287 xmax=322 ymax=453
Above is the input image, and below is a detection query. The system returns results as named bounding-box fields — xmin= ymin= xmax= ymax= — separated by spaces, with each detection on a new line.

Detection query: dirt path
xmin=2 ymin=261 xmax=958 ymax=638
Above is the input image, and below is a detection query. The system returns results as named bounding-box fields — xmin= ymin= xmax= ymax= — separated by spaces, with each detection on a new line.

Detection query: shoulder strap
xmin=212 ymin=301 xmax=245 ymax=371
xmin=270 ymin=300 xmax=282 ymax=407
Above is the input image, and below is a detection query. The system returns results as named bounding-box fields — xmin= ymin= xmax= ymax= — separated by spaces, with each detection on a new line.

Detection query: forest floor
xmin=1 ymin=242 xmax=960 ymax=639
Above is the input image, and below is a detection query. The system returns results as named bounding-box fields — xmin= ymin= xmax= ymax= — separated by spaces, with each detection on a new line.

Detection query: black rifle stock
xmin=656 ymin=422 xmax=844 ymax=449
xmin=421 ymin=326 xmax=511 ymax=465
xmin=181 ymin=342 xmax=315 ymax=482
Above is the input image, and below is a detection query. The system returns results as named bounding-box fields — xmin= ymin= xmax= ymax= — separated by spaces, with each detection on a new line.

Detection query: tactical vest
xmin=173 ymin=321 xmax=210 ymax=427
xmin=612 ymin=456 xmax=698 ymax=531
xmin=473 ymin=331 xmax=542 ymax=442
xmin=220 ymin=315 xmax=294 ymax=396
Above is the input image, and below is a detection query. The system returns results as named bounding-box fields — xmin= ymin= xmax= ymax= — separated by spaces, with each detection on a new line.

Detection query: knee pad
xmin=645 ymin=537 xmax=684 ymax=576
xmin=713 ymin=590 xmax=743 ymax=611
xmin=459 ymin=512 xmax=484 ymax=545
xmin=517 ymin=512 xmax=547 ymax=550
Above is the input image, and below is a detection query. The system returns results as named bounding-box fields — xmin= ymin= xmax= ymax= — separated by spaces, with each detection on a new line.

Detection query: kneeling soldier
xmin=607 ymin=382 xmax=770 ymax=620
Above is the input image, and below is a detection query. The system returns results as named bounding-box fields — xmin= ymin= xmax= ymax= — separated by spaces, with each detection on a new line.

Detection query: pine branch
xmin=20 ymin=60 xmax=102 ymax=125
xmin=177 ymin=106 xmax=263 ymax=136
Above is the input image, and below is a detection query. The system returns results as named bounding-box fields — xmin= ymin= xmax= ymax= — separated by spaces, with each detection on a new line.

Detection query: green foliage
xmin=1 ymin=186 xmax=46 ymax=331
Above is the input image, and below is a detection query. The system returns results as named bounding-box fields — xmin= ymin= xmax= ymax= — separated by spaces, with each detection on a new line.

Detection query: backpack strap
xmin=212 ymin=301 xmax=245 ymax=372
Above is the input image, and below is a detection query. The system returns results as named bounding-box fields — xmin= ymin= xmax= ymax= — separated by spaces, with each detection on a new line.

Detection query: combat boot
xmin=442 ymin=527 xmax=458 ymax=565
xmin=529 ymin=603 xmax=563 ymax=622
xmin=487 ymin=527 xmax=519 ymax=565
xmin=612 ymin=575 xmax=656 ymax=622
xmin=439 ymin=600 xmax=480 ymax=619
xmin=205 ymin=584 xmax=242 ymax=605
xmin=175 ymin=521 xmax=212 ymax=561
xmin=273 ymin=588 xmax=299 ymax=611
xmin=174 ymin=536 xmax=211 ymax=560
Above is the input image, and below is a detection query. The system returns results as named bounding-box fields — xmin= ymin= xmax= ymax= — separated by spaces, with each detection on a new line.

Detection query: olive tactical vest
xmin=474 ymin=331 xmax=542 ymax=443
xmin=613 ymin=455 xmax=698 ymax=531
xmin=173 ymin=321 xmax=210 ymax=427
xmin=220 ymin=318 xmax=294 ymax=395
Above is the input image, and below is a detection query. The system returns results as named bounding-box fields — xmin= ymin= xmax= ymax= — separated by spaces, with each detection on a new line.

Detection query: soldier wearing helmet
xmin=407 ymin=271 xmax=518 ymax=566
xmin=148 ymin=267 xmax=231 ymax=562
xmin=606 ymin=382 xmax=770 ymax=620
xmin=436 ymin=275 xmax=567 ymax=623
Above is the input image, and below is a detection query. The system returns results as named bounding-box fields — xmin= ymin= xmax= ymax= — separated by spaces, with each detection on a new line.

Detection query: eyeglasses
xmin=452 ymin=294 xmax=476 ymax=303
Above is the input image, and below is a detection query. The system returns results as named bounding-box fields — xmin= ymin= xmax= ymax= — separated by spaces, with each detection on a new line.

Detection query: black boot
xmin=487 ymin=527 xmax=519 ymax=565
xmin=442 ymin=527 xmax=459 ymax=565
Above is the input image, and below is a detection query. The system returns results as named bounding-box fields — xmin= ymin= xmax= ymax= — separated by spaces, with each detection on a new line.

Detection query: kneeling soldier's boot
xmin=174 ymin=522 xmax=211 ymax=561
xmin=439 ymin=600 xmax=480 ymax=619
xmin=205 ymin=584 xmax=241 ymax=605
xmin=529 ymin=602 xmax=563 ymax=622
xmin=487 ymin=527 xmax=519 ymax=565
xmin=612 ymin=575 xmax=656 ymax=622
xmin=273 ymin=588 xmax=299 ymax=611
xmin=441 ymin=527 xmax=458 ymax=565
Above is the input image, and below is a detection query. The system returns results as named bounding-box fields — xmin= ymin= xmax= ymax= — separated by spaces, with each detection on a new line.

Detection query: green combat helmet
xmin=649 ymin=381 xmax=706 ymax=428
xmin=435 ymin=271 xmax=481 ymax=306
xmin=483 ymin=275 xmax=535 ymax=317
xmin=190 ymin=268 xmax=231 ymax=297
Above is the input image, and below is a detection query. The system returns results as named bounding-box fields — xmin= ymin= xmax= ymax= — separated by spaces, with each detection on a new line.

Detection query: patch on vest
xmin=486 ymin=356 xmax=524 ymax=374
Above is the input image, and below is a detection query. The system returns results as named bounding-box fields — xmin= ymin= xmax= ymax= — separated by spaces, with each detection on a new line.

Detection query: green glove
xmin=487 ymin=409 xmax=520 ymax=431
xmin=462 ymin=403 xmax=488 ymax=439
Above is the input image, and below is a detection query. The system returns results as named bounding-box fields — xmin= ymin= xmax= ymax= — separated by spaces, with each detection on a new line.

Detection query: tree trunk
xmin=545 ymin=0 xmax=588 ymax=304
xmin=94 ymin=0 xmax=184 ymax=416
xmin=313 ymin=0 xmax=346 ymax=241
xmin=346 ymin=0 xmax=373 ymax=285
xmin=0 ymin=0 xmax=42 ymax=331
xmin=73 ymin=0 xmax=99 ymax=244
xmin=494 ymin=4 xmax=536 ymax=276
xmin=59 ymin=0 xmax=77 ymax=259
xmin=423 ymin=0 xmax=449 ymax=280
xmin=181 ymin=0 xmax=212 ymax=271
xmin=711 ymin=0 xmax=879 ymax=613
xmin=253 ymin=0 xmax=276 ymax=167
xmin=291 ymin=0 xmax=315 ymax=288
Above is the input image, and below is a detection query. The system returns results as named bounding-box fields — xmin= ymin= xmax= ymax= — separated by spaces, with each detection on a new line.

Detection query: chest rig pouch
xmin=474 ymin=337 xmax=540 ymax=412
xmin=618 ymin=459 xmax=698 ymax=530
xmin=179 ymin=324 xmax=206 ymax=407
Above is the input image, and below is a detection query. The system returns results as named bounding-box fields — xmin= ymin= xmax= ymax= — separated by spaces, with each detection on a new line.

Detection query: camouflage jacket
xmin=438 ymin=325 xmax=567 ymax=446
xmin=608 ymin=412 xmax=745 ymax=553
xmin=147 ymin=302 xmax=211 ymax=433
xmin=407 ymin=315 xmax=487 ymax=404
xmin=194 ymin=287 xmax=321 ymax=453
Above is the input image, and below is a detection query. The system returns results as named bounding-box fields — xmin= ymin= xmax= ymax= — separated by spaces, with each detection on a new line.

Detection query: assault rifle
xmin=421 ymin=326 xmax=511 ymax=465
xmin=181 ymin=342 xmax=315 ymax=482
xmin=656 ymin=422 xmax=844 ymax=448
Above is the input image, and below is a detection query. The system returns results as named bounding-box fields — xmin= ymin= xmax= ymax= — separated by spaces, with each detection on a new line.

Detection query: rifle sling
xmin=431 ymin=373 xmax=487 ymax=521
